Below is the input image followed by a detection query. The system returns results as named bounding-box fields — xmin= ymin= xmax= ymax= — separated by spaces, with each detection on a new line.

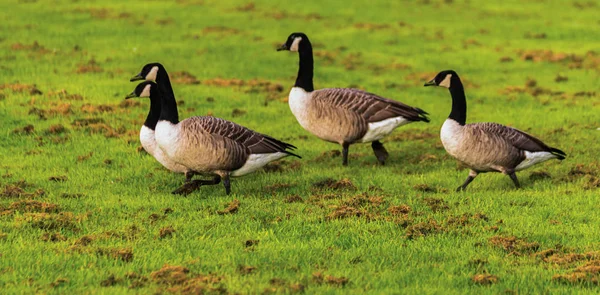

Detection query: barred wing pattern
xmin=311 ymin=88 xmax=430 ymax=123
xmin=188 ymin=116 xmax=300 ymax=157
xmin=476 ymin=123 xmax=566 ymax=159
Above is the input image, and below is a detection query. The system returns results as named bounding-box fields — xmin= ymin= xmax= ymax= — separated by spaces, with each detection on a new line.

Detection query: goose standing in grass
xmin=424 ymin=70 xmax=566 ymax=191
xmin=277 ymin=32 xmax=430 ymax=166
xmin=126 ymin=80 xmax=300 ymax=195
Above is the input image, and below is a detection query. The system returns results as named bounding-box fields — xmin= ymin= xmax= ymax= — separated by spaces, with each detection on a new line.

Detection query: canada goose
xmin=277 ymin=32 xmax=430 ymax=166
xmin=126 ymin=81 xmax=300 ymax=195
xmin=424 ymin=70 xmax=566 ymax=191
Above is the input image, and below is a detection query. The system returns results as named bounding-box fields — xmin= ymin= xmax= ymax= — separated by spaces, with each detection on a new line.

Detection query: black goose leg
xmin=342 ymin=142 xmax=350 ymax=166
xmin=184 ymin=171 xmax=195 ymax=183
xmin=371 ymin=140 xmax=389 ymax=165
xmin=222 ymin=175 xmax=231 ymax=195
xmin=172 ymin=176 xmax=221 ymax=196
xmin=508 ymin=172 xmax=521 ymax=189
xmin=456 ymin=170 xmax=478 ymax=192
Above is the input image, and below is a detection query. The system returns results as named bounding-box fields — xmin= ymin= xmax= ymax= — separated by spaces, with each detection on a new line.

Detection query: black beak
xmin=276 ymin=44 xmax=288 ymax=51
xmin=130 ymin=73 xmax=144 ymax=82
xmin=424 ymin=79 xmax=436 ymax=87
xmin=125 ymin=92 xmax=137 ymax=99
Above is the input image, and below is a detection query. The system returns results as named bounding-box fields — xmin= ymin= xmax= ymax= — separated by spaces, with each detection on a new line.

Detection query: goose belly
xmin=142 ymin=125 xmax=188 ymax=173
xmin=360 ymin=117 xmax=410 ymax=143
xmin=231 ymin=152 xmax=289 ymax=177
xmin=515 ymin=151 xmax=556 ymax=171
xmin=288 ymin=87 xmax=313 ymax=133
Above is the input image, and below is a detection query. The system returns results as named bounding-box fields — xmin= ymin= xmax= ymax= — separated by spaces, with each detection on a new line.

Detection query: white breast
xmin=231 ymin=152 xmax=289 ymax=177
xmin=515 ymin=151 xmax=556 ymax=171
xmin=360 ymin=117 xmax=410 ymax=143
xmin=141 ymin=125 xmax=188 ymax=173
xmin=140 ymin=126 xmax=157 ymax=155
xmin=288 ymin=87 xmax=312 ymax=130
xmin=440 ymin=119 xmax=464 ymax=157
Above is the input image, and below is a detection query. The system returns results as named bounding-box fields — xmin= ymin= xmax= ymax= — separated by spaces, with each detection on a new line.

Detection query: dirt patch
xmin=159 ymin=226 xmax=176 ymax=239
xmin=47 ymin=124 xmax=68 ymax=134
xmin=10 ymin=41 xmax=51 ymax=55
xmin=553 ymin=260 xmax=600 ymax=285
xmin=235 ymin=2 xmax=255 ymax=11
xmin=499 ymin=56 xmax=514 ymax=63
xmin=119 ymin=99 xmax=141 ymax=108
xmin=101 ymin=274 xmax=123 ymax=287
xmin=75 ymin=59 xmax=103 ymax=74
xmin=77 ymin=152 xmax=93 ymax=162
xmin=60 ymin=193 xmax=86 ymax=199
xmin=312 ymin=150 xmax=341 ymax=162
xmin=326 ymin=205 xmax=368 ymax=220
xmin=217 ymin=199 xmax=239 ymax=215
xmin=47 ymin=89 xmax=83 ymax=100
xmin=312 ymin=178 xmax=357 ymax=191
xmin=151 ymin=264 xmax=225 ymax=294
xmin=7 ymin=200 xmax=59 ymax=213
xmin=171 ymin=71 xmax=200 ymax=84
xmin=1 ymin=181 xmax=45 ymax=198
xmin=245 ymin=239 xmax=259 ymax=248
xmin=12 ymin=124 xmax=35 ymax=135
xmin=0 ymin=82 xmax=43 ymax=95
xmin=489 ymin=235 xmax=540 ymax=256
xmin=353 ymin=22 xmax=391 ymax=31
xmin=405 ymin=220 xmax=442 ymax=239
xmin=50 ymin=278 xmax=68 ymax=288
xmin=238 ymin=265 xmax=256 ymax=275
xmin=524 ymin=32 xmax=547 ymax=39
xmin=200 ymin=78 xmax=284 ymax=101
xmin=472 ymin=273 xmax=498 ymax=285
xmin=81 ymin=103 xmax=114 ymax=113
xmin=201 ymin=26 xmax=240 ymax=35
xmin=231 ymin=108 xmax=246 ymax=117
xmin=40 ymin=232 xmax=67 ymax=242
xmin=72 ymin=118 xmax=105 ymax=127
xmin=18 ymin=212 xmax=80 ymax=230
xmin=284 ymin=195 xmax=303 ymax=203
xmin=263 ymin=183 xmax=293 ymax=193
xmin=529 ymin=171 xmax=551 ymax=181
xmin=388 ymin=205 xmax=411 ymax=215
xmin=97 ymin=247 xmax=133 ymax=262
xmin=312 ymin=271 xmax=349 ymax=287
xmin=423 ymin=197 xmax=450 ymax=212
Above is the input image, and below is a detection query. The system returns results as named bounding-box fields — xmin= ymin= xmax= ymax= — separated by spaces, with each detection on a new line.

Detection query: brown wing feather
xmin=311 ymin=88 xmax=430 ymax=123
xmin=188 ymin=116 xmax=299 ymax=157
xmin=477 ymin=123 xmax=554 ymax=152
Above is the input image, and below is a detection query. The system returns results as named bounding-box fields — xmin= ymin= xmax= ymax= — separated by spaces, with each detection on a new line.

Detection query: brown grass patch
xmin=0 ymin=83 xmax=42 ymax=95
xmin=472 ymin=273 xmax=498 ymax=285
xmin=201 ymin=26 xmax=240 ymax=35
xmin=100 ymin=274 xmax=123 ymax=287
xmin=406 ymin=220 xmax=442 ymax=239
xmin=217 ymin=199 xmax=239 ymax=215
xmin=47 ymin=89 xmax=83 ymax=100
xmin=553 ymin=260 xmax=600 ymax=285
xmin=97 ymin=247 xmax=134 ymax=262
xmin=159 ymin=226 xmax=176 ymax=239
xmin=80 ymin=103 xmax=114 ymax=113
xmin=423 ymin=197 xmax=450 ymax=212
xmin=1 ymin=181 xmax=45 ymax=198
xmin=151 ymin=264 xmax=225 ymax=293
xmin=12 ymin=124 xmax=35 ymax=135
xmin=75 ymin=59 xmax=103 ymax=74
xmin=326 ymin=205 xmax=368 ymax=220
xmin=312 ymin=178 xmax=357 ymax=191
xmin=171 ymin=71 xmax=200 ymax=84
xmin=388 ymin=205 xmax=411 ymax=215
xmin=312 ymin=271 xmax=349 ymax=287
xmin=313 ymin=150 xmax=341 ymax=161
xmin=119 ymin=99 xmax=141 ymax=108
xmin=353 ymin=22 xmax=391 ymax=31
xmin=238 ymin=265 xmax=257 ymax=275
xmin=284 ymin=195 xmax=304 ymax=203
xmin=7 ymin=200 xmax=59 ymax=213
xmin=40 ymin=232 xmax=67 ymax=242
xmin=18 ymin=212 xmax=80 ymax=230
xmin=489 ymin=235 xmax=540 ymax=255
xmin=47 ymin=124 xmax=68 ymax=134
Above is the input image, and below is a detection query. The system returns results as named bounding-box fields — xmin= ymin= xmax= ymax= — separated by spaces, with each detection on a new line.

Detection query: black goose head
xmin=125 ymin=81 xmax=157 ymax=99
xmin=424 ymin=70 xmax=459 ymax=89
xmin=277 ymin=32 xmax=311 ymax=52
xmin=130 ymin=63 xmax=165 ymax=82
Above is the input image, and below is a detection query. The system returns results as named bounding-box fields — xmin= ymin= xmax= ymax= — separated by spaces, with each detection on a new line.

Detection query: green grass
xmin=1 ymin=0 xmax=599 ymax=293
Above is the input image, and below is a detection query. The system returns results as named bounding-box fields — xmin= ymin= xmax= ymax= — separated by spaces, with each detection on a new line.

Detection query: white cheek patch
xmin=140 ymin=84 xmax=152 ymax=97
xmin=145 ymin=66 xmax=158 ymax=81
xmin=439 ymin=74 xmax=452 ymax=88
xmin=290 ymin=37 xmax=302 ymax=52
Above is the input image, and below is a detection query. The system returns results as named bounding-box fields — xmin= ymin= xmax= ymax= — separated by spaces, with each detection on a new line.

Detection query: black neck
xmin=143 ymin=94 xmax=162 ymax=130
xmin=295 ymin=44 xmax=314 ymax=92
xmin=448 ymin=77 xmax=467 ymax=125
xmin=155 ymin=71 xmax=179 ymax=124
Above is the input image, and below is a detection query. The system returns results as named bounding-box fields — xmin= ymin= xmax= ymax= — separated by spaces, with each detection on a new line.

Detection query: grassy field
xmin=1 ymin=0 xmax=599 ymax=293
